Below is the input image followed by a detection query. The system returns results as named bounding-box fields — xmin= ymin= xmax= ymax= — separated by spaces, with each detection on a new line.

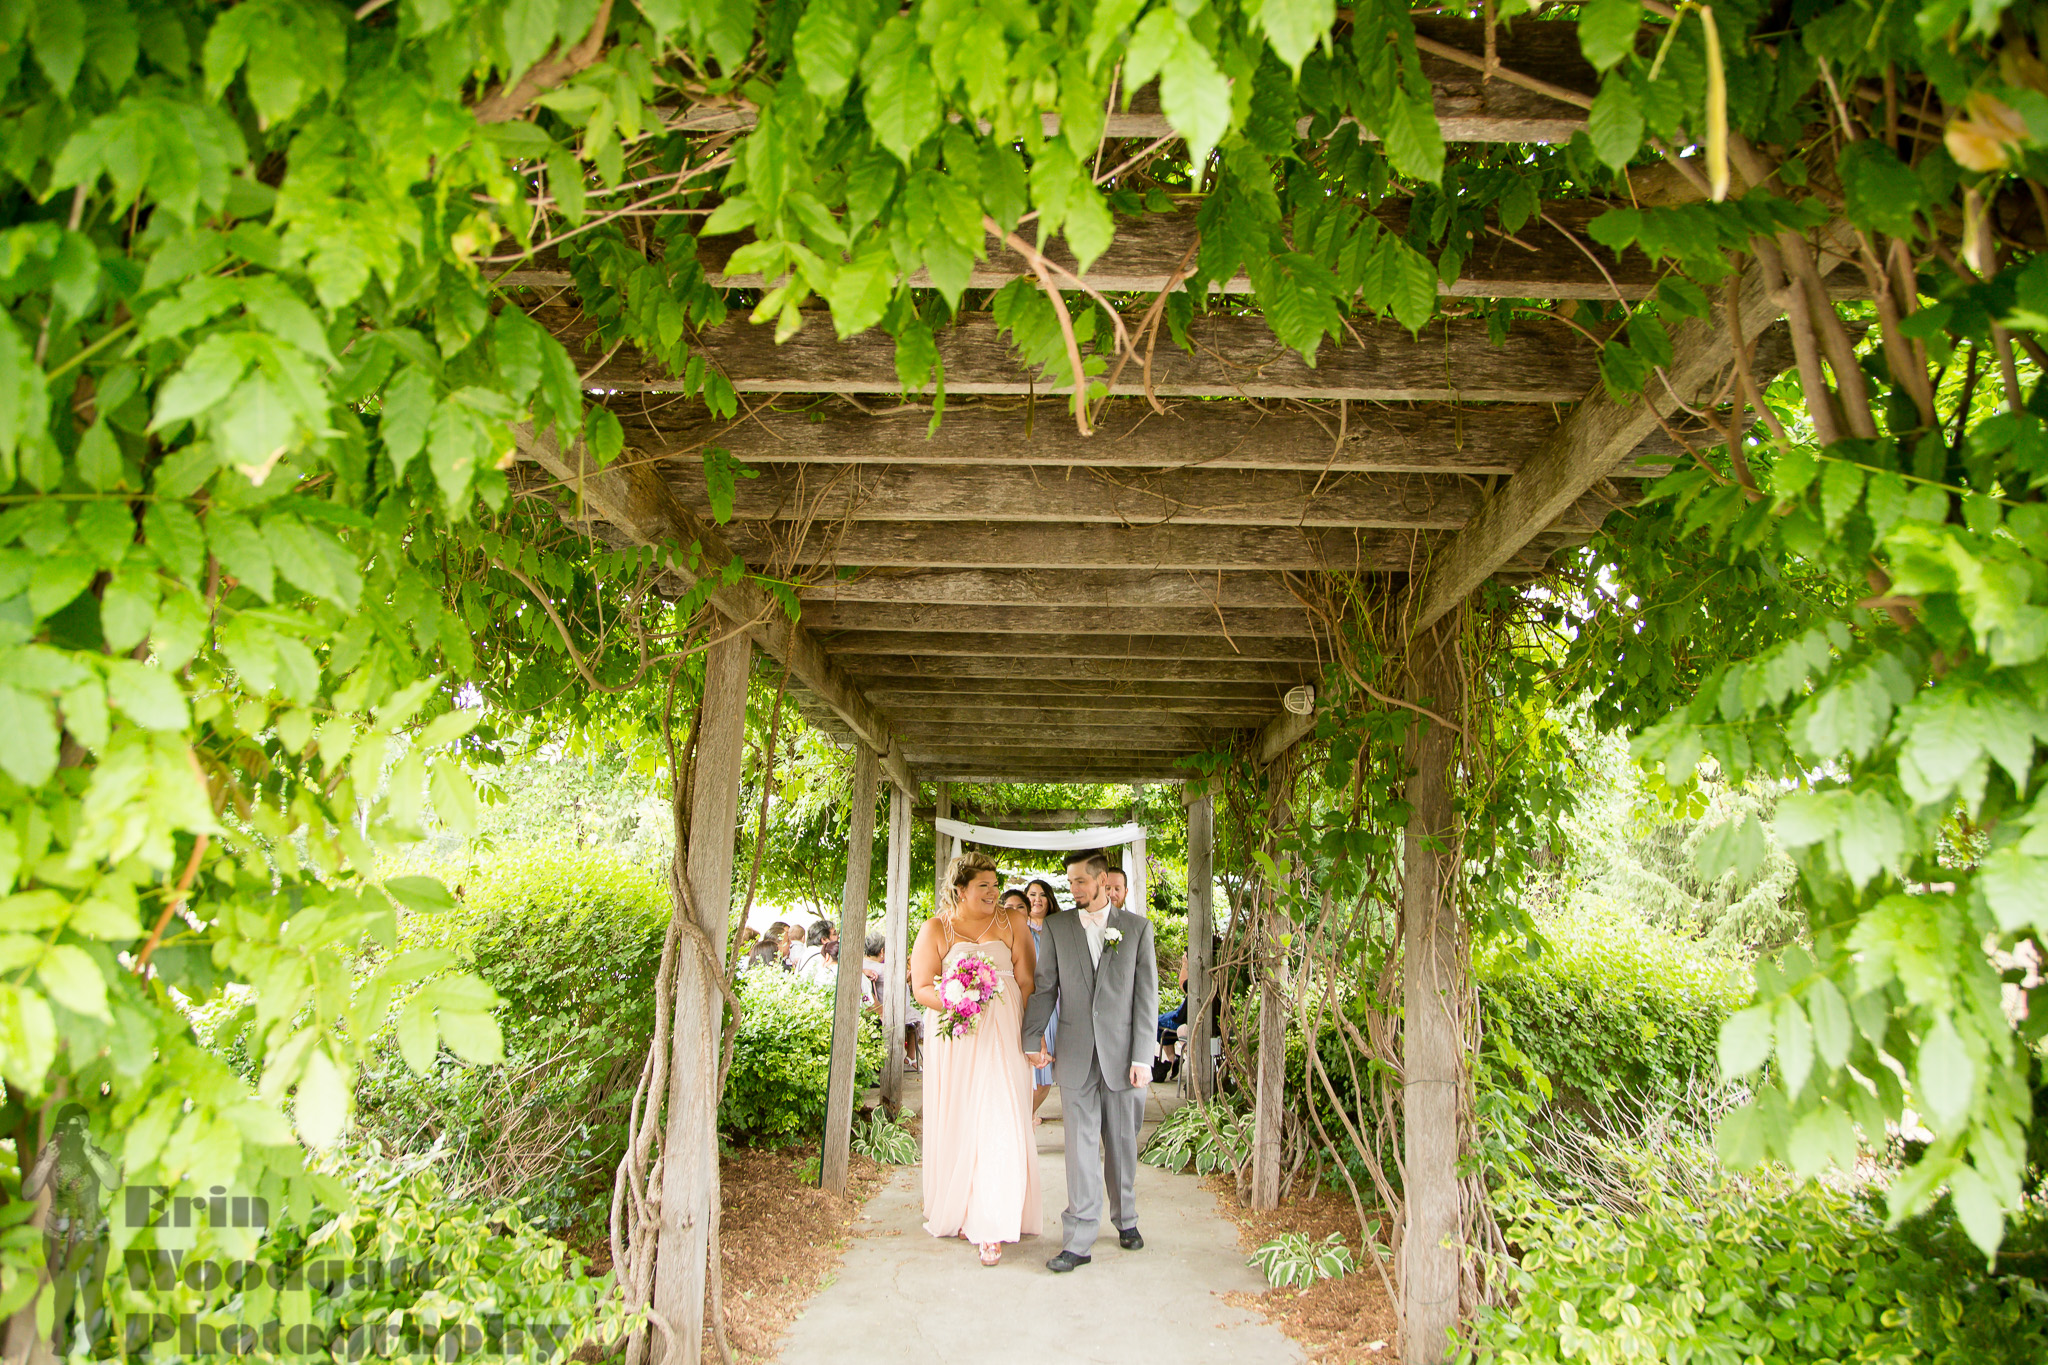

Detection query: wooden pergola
xmin=508 ymin=21 xmax=1817 ymax=1364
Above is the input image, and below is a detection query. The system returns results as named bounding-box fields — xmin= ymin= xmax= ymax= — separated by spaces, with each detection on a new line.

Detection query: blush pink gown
xmin=921 ymin=934 xmax=1043 ymax=1244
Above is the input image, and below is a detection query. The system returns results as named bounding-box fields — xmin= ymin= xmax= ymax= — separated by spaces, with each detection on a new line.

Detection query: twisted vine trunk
xmin=646 ymin=630 xmax=751 ymax=1365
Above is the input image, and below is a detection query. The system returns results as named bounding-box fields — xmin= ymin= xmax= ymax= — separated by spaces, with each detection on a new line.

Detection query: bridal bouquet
xmin=933 ymin=951 xmax=1001 ymax=1039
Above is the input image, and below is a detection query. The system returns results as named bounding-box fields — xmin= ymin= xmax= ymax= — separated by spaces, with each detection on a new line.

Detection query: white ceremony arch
xmin=935 ymin=817 xmax=1148 ymax=914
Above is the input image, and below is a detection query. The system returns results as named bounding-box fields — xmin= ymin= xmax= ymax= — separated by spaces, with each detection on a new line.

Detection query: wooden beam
xmin=823 ymin=745 xmax=880 ymax=1197
xmin=541 ymin=308 xmax=1599 ymax=402
xmin=911 ymin=806 xmax=1137 ymax=826
xmin=650 ymin=627 xmax=749 ymax=1365
xmin=880 ymin=783 xmax=910 ymax=1107
xmin=801 ymin=568 xmax=1308 ymax=609
xmin=665 ymin=20 xmax=1592 ymax=143
xmin=801 ymin=602 xmax=1315 ymax=638
xmin=892 ymin=721 xmax=1237 ymax=747
xmin=514 ymin=425 xmax=916 ymax=793
xmin=819 ymin=630 xmax=1320 ymax=663
xmin=865 ymin=676 xmax=1292 ymax=702
xmin=683 ymin=463 xmax=1637 ymax=532
xmin=721 ymin=522 xmax=1587 ymax=572
xmin=913 ymin=762 xmax=1194 ymax=781
xmin=1410 ymin=242 xmax=1848 ymax=634
xmin=1255 ymin=707 xmax=1321 ymax=766
xmin=622 ymin=397 xmax=1705 ymax=478
xmin=846 ymin=656 xmax=1311 ymax=683
xmin=884 ymin=695 xmax=1278 ymax=719
xmin=1186 ymin=793 xmax=1217 ymax=1100
xmin=885 ymin=704 xmax=1267 ymax=731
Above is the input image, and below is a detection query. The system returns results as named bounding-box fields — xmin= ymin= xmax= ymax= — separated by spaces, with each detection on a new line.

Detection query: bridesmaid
xmin=1022 ymin=878 xmax=1063 ymax=1123
xmin=912 ymin=851 xmax=1042 ymax=1266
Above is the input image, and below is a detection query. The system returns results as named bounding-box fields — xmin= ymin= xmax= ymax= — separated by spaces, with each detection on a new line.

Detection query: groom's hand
xmin=1129 ymin=1064 xmax=1149 ymax=1089
xmin=1027 ymin=1050 xmax=1052 ymax=1069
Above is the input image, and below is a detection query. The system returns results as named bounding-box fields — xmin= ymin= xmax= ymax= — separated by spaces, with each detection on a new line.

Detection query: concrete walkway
xmin=773 ymin=1077 xmax=1301 ymax=1365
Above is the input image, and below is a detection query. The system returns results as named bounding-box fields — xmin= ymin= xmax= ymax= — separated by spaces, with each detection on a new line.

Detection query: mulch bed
xmin=1205 ymin=1175 xmax=1403 ymax=1365
xmin=707 ymin=1144 xmax=892 ymax=1364
xmin=564 ymin=1143 xmax=892 ymax=1364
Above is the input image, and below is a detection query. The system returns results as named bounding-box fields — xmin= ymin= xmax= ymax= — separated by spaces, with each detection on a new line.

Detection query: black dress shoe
xmin=1119 ymin=1226 xmax=1144 ymax=1250
xmin=1046 ymin=1250 xmax=1092 ymax=1273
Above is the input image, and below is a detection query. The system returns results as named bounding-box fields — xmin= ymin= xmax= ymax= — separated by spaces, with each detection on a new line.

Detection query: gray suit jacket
xmin=1022 ymin=906 xmax=1159 ymax=1093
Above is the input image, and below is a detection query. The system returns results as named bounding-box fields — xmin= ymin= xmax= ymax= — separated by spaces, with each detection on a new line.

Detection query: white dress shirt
xmin=1079 ymin=905 xmax=1109 ymax=966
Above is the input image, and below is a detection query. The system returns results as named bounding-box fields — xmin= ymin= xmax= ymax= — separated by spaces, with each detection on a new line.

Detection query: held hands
xmin=1026 ymin=1049 xmax=1053 ymax=1069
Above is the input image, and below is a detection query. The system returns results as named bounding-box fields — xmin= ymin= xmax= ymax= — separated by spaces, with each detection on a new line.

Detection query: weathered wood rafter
xmin=543 ymin=309 xmax=1600 ymax=402
xmin=679 ymin=462 xmax=1640 ymax=532
xmin=818 ymin=629 xmax=1322 ymax=662
xmin=797 ymin=602 xmax=1314 ymax=637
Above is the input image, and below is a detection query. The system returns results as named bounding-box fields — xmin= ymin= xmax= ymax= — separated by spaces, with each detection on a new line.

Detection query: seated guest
xmin=745 ymin=922 xmax=789 ymax=971
xmin=800 ymin=938 xmax=839 ymax=987
xmin=790 ymin=919 xmax=831 ymax=976
xmin=863 ymin=933 xmax=886 ymax=1009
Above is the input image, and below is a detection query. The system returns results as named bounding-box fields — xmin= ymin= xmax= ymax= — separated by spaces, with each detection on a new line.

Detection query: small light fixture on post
xmin=1283 ymin=684 xmax=1316 ymax=716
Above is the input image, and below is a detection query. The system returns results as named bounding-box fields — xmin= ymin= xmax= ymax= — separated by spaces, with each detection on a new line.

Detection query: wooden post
xmin=1402 ymin=622 xmax=1465 ymax=1365
xmin=823 ymin=746 xmax=881 ymax=1197
xmin=650 ymin=629 xmax=750 ymax=1365
xmin=1251 ymin=925 xmax=1286 ymax=1210
xmin=1186 ymin=792 xmax=1216 ymax=1100
xmin=932 ymin=781 xmax=952 ymax=907
xmin=880 ymin=782 xmax=911 ymax=1107
xmin=1127 ymin=830 xmax=1148 ymax=916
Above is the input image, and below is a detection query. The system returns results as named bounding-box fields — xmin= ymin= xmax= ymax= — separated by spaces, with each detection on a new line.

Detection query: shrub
xmin=719 ymin=970 xmax=883 ymax=1145
xmin=1463 ymin=1160 xmax=2048 ymax=1365
xmin=98 ymin=1143 xmax=628 ymax=1364
xmin=1141 ymin=1095 xmax=1254 ymax=1178
xmin=851 ymin=1109 xmax=919 ymax=1165
xmin=1477 ymin=896 xmax=1750 ymax=1115
xmin=352 ymin=844 xmax=669 ymax=1233
xmin=1249 ymin=1232 xmax=1354 ymax=1290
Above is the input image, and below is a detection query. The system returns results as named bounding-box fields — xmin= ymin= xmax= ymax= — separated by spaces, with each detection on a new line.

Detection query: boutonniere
xmin=1103 ymin=925 xmax=1124 ymax=952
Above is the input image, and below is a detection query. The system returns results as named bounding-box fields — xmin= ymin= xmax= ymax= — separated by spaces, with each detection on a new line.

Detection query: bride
xmin=911 ymin=850 xmax=1043 ymax=1265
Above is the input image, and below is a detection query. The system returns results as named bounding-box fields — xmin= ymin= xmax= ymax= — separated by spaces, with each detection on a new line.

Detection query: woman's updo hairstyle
xmin=940 ymin=849 xmax=1001 ymax=915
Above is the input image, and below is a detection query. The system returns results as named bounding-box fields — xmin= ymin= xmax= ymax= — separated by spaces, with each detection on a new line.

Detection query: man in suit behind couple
xmin=1023 ymin=848 xmax=1160 ymax=1272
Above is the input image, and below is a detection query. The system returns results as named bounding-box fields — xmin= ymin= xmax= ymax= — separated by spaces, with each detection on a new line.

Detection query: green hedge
xmin=720 ymin=969 xmax=883 ymax=1144
xmin=351 ymin=844 xmax=878 ymax=1234
xmin=1477 ymin=896 xmax=1751 ymax=1114
xmin=1463 ymin=1169 xmax=2048 ymax=1365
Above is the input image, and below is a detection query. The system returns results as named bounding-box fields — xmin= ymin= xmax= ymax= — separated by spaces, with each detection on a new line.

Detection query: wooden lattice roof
xmin=508 ymin=20 xmax=1815 ymax=786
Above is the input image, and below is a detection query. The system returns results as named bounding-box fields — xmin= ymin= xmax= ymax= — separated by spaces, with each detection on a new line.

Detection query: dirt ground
xmin=565 ymin=1143 xmax=891 ymax=1364
xmin=1205 ymin=1175 xmax=1403 ymax=1365
xmin=706 ymin=1145 xmax=892 ymax=1363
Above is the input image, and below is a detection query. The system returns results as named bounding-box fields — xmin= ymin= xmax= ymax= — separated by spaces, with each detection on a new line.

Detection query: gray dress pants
xmin=1059 ymin=1046 xmax=1145 ymax=1254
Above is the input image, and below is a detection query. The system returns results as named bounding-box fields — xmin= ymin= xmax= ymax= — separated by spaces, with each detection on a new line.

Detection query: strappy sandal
xmin=979 ymin=1242 xmax=1002 ymax=1266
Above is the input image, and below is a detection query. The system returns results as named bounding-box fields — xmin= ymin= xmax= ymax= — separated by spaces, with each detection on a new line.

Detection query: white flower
xmin=941 ymin=979 xmax=966 ymax=1005
xmin=1103 ymin=926 xmax=1124 ymax=949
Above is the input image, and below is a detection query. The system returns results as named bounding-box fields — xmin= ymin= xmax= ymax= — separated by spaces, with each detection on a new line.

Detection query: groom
xmin=1023 ymin=849 xmax=1159 ymax=1272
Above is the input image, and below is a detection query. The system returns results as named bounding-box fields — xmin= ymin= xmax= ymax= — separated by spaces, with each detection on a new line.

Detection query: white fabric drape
xmin=934 ymin=818 xmax=1146 ymax=852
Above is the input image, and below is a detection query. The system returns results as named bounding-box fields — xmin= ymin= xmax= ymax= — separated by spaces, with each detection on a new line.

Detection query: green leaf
xmin=0 ymin=685 xmax=60 ymax=786
xmin=1718 ymin=1004 xmax=1772 ymax=1077
xmin=207 ymin=510 xmax=275 ymax=601
xmin=1980 ymin=847 xmax=2048 ymax=932
xmin=1775 ymin=995 xmax=1814 ymax=1098
xmin=862 ymin=17 xmax=940 ymax=164
xmin=30 ymin=0 xmax=87 ymax=96
xmin=1819 ymin=458 xmax=1865 ymax=530
xmin=1915 ymin=1013 xmax=1974 ymax=1128
xmin=293 ymin=1045 xmax=348 ymax=1148
xmin=1807 ymin=976 xmax=1852 ymax=1069
xmin=1771 ymin=446 xmax=1819 ymax=499
xmin=380 ymin=365 xmax=435 ymax=481
xmin=1838 ymin=140 xmax=1924 ymax=240
xmin=0 ymin=983 xmax=56 ymax=1091
xmin=1947 ymin=1164 xmax=2007 ymax=1258
xmin=425 ymin=401 xmax=484 ymax=518
xmin=396 ymin=995 xmax=438 ymax=1073
xmin=795 ymin=0 xmax=865 ymax=103
xmin=1787 ymin=1103 xmax=1856 ymax=1179
xmin=1251 ymin=0 xmax=1334 ymax=77
xmin=1579 ymin=0 xmax=1643 ymax=72
xmin=75 ymin=420 xmax=122 ymax=492
xmin=0 ymin=317 xmax=50 ymax=485
xmin=436 ymin=1009 xmax=505 ymax=1065
xmin=104 ymin=660 xmax=188 ymax=731
xmin=1587 ymin=75 xmax=1644 ymax=169
xmin=37 ymin=943 xmax=108 ymax=1020
xmin=1379 ymin=91 xmax=1444 ymax=187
